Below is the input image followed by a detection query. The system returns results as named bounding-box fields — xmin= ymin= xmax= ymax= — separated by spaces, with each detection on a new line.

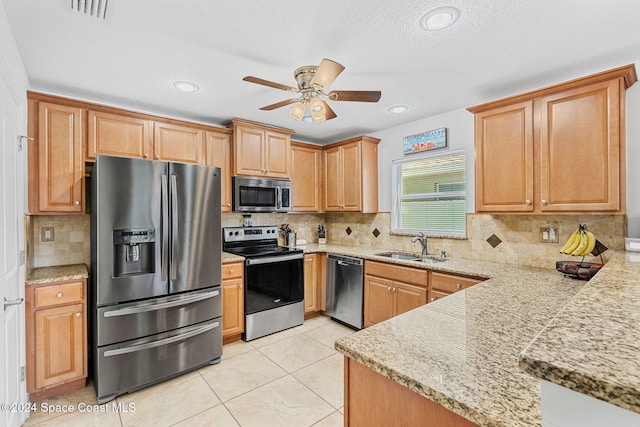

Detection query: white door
xmin=1 ymin=62 xmax=28 ymax=427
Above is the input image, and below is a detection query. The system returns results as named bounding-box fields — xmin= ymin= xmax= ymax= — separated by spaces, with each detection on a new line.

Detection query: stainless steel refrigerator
xmin=90 ymin=155 xmax=222 ymax=404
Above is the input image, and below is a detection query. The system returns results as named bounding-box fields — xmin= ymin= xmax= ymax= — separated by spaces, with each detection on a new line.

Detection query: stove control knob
xmin=234 ymin=231 xmax=239 ymax=236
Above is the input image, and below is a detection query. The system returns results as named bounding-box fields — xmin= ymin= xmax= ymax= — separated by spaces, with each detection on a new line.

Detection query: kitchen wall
xmin=28 ymin=210 xmax=624 ymax=271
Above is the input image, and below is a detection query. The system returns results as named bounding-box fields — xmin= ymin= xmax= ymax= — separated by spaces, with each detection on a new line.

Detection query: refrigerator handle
xmin=161 ymin=175 xmax=169 ymax=281
xmin=170 ymin=174 xmax=178 ymax=280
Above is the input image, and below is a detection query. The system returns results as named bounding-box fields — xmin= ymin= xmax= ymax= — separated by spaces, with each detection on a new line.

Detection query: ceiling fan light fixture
xmin=310 ymin=97 xmax=326 ymax=122
xmin=420 ymin=7 xmax=460 ymax=31
xmin=289 ymin=101 xmax=306 ymax=121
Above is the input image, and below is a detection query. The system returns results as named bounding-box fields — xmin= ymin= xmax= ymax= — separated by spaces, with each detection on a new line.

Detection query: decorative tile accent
xmin=372 ymin=228 xmax=380 ymax=238
xmin=345 ymin=227 xmax=352 ymax=236
xmin=486 ymin=234 xmax=502 ymax=248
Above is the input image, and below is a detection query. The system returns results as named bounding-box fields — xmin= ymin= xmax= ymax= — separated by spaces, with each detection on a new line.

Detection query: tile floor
xmin=24 ymin=316 xmax=355 ymax=427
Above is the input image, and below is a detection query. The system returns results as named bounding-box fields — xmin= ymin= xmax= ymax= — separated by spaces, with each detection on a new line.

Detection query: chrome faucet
xmin=411 ymin=232 xmax=428 ymax=256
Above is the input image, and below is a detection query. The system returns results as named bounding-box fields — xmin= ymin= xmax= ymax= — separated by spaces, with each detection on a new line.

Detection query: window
xmin=392 ymin=150 xmax=466 ymax=236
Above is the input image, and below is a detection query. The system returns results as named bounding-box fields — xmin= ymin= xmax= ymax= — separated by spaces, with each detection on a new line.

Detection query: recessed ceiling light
xmin=173 ymin=80 xmax=200 ymax=93
xmin=388 ymin=104 xmax=409 ymax=114
xmin=420 ymin=7 xmax=460 ymax=31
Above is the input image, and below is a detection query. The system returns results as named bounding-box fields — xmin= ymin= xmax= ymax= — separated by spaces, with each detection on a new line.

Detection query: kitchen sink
xmin=375 ymin=252 xmax=447 ymax=263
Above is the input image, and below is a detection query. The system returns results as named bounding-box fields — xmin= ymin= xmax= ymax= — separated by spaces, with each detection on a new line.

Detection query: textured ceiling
xmin=4 ymin=0 xmax=640 ymax=144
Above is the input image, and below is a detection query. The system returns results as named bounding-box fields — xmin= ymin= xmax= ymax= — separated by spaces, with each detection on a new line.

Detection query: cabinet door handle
xmin=155 ymin=155 xmax=160 ymax=160
xmin=56 ymin=292 xmax=63 ymax=298
xmin=74 ymin=201 xmax=80 ymax=205
xmin=525 ymin=199 xmax=531 ymax=205
xmin=75 ymin=312 xmax=82 ymax=317
xmin=430 ymin=297 xmax=436 ymax=302
xmin=541 ymin=199 xmax=548 ymax=205
xmin=143 ymin=153 xmax=149 ymax=159
xmin=387 ymin=286 xmax=392 ymax=292
xmin=456 ymin=283 xmax=462 ymax=289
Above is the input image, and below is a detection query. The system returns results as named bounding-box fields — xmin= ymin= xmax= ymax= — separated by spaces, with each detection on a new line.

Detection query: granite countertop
xmin=222 ymin=251 xmax=244 ymax=263
xmin=301 ymin=243 xmax=582 ymax=426
xmin=308 ymin=243 xmax=639 ymax=424
xmin=26 ymin=263 xmax=88 ymax=285
xmin=519 ymin=252 xmax=640 ymax=414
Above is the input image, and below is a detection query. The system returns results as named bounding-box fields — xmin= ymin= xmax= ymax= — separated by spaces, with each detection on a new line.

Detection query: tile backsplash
xmin=27 ymin=211 xmax=625 ymax=271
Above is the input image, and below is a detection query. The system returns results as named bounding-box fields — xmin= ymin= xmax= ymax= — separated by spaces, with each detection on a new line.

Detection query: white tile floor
xmin=24 ymin=316 xmax=354 ymax=427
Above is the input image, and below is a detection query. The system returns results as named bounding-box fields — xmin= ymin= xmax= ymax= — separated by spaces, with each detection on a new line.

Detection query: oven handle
xmin=103 ymin=290 xmax=219 ymax=318
xmin=103 ymin=321 xmax=219 ymax=357
xmin=246 ymin=253 xmax=303 ymax=265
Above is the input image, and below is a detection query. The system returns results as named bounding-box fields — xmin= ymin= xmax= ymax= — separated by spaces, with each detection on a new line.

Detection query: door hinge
xmin=18 ymin=250 xmax=25 ymax=266
xmin=17 ymin=135 xmax=33 ymax=152
xmin=20 ymin=366 xmax=25 ymax=382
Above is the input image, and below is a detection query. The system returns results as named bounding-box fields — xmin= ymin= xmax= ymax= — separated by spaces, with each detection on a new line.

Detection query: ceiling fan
xmin=243 ymin=58 xmax=382 ymax=123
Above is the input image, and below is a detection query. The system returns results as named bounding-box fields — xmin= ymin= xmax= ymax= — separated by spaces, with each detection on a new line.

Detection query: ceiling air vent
xmin=69 ymin=0 xmax=112 ymax=21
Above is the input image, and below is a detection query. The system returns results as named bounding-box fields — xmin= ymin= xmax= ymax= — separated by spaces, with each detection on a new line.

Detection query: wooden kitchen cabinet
xmin=232 ymin=118 xmax=293 ymax=178
xmin=430 ymin=272 xmax=483 ymax=302
xmin=222 ymin=262 xmax=244 ymax=341
xmin=323 ymin=136 xmax=380 ymax=213
xmin=206 ymin=129 xmax=234 ymax=212
xmin=26 ymin=279 xmax=87 ymax=400
xmin=30 ymin=101 xmax=84 ymax=214
xmin=345 ymin=357 xmax=478 ymax=427
xmin=291 ymin=142 xmax=323 ymax=212
xmin=303 ymin=253 xmax=326 ymax=315
xmin=364 ymin=261 xmax=427 ymax=327
xmin=469 ymin=64 xmax=636 ymax=213
xmin=153 ymin=120 xmax=205 ymax=164
xmin=86 ymin=110 xmax=152 ymax=161
xmin=473 ymin=101 xmax=534 ymax=212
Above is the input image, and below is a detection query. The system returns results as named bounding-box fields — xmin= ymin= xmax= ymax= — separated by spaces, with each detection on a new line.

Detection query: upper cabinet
xmin=291 ymin=141 xmax=323 ymax=212
xmin=468 ymin=64 xmax=637 ymax=213
xmin=232 ymin=118 xmax=293 ymax=179
xmin=205 ymin=129 xmax=233 ymax=212
xmin=323 ymin=136 xmax=380 ymax=213
xmin=153 ymin=121 xmax=204 ymax=164
xmin=30 ymin=101 xmax=84 ymax=214
xmin=87 ymin=110 xmax=151 ymax=161
xmin=28 ymin=92 xmax=231 ymax=214
xmin=87 ymin=112 xmax=205 ymax=164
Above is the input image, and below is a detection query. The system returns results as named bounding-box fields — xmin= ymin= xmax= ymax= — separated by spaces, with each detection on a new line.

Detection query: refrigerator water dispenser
xmin=113 ymin=228 xmax=155 ymax=277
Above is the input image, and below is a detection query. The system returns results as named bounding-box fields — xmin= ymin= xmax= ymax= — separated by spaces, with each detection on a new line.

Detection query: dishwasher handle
xmin=327 ymin=253 xmax=363 ymax=266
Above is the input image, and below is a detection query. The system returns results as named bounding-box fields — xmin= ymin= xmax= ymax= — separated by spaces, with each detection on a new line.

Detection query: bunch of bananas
xmin=560 ymin=225 xmax=597 ymax=257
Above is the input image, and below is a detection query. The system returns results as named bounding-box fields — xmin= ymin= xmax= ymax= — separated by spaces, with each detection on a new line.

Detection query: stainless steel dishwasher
xmin=326 ymin=253 xmax=364 ymax=330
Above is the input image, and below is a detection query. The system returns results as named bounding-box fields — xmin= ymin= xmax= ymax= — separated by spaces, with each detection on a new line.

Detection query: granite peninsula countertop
xmin=303 ymin=244 xmax=640 ymax=424
xmin=26 ymin=263 xmax=88 ymax=285
xmin=519 ymin=252 xmax=640 ymax=415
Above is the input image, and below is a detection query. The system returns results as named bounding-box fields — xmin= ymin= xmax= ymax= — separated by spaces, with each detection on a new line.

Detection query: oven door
xmin=244 ymin=253 xmax=303 ymax=314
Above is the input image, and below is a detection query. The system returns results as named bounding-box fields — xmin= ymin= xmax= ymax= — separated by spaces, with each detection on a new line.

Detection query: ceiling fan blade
xmin=322 ymin=101 xmax=337 ymax=121
xmin=310 ymin=58 xmax=345 ymax=90
xmin=243 ymin=76 xmax=297 ymax=92
xmin=328 ymin=90 xmax=382 ymax=102
xmin=259 ymin=99 xmax=299 ymax=110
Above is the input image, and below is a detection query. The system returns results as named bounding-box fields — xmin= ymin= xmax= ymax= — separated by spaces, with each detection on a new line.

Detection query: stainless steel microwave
xmin=232 ymin=176 xmax=291 ymax=213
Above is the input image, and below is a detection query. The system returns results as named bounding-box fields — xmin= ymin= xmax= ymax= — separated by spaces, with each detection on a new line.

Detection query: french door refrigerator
xmin=90 ymin=155 xmax=222 ymax=404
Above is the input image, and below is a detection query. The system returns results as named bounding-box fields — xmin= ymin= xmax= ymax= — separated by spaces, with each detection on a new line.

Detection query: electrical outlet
xmin=41 ymin=227 xmax=55 ymax=242
xmin=540 ymin=227 xmax=559 ymax=243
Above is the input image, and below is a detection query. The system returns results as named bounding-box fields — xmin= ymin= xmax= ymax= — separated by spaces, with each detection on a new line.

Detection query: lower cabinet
xmin=345 ymin=357 xmax=478 ymax=427
xmin=364 ymin=261 xmax=428 ymax=327
xmin=304 ymin=253 xmax=326 ymax=315
xmin=26 ymin=279 xmax=87 ymax=400
xmin=222 ymin=262 xmax=244 ymax=340
xmin=430 ymin=272 xmax=483 ymax=302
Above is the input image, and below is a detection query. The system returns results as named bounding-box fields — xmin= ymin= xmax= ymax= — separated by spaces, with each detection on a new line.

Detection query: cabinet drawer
xmin=431 ymin=272 xmax=482 ymax=294
xmin=34 ymin=281 xmax=84 ymax=308
xmin=222 ymin=262 xmax=243 ymax=280
xmin=365 ymin=261 xmax=427 ymax=287
xmin=430 ymin=290 xmax=450 ymax=302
